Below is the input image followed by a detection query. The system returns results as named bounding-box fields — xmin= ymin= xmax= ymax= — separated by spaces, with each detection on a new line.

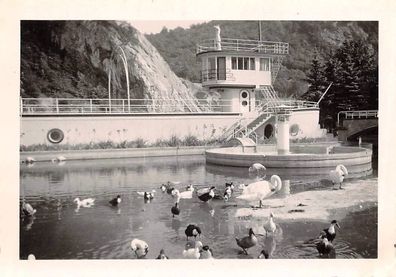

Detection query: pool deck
xmin=235 ymin=177 xmax=377 ymax=222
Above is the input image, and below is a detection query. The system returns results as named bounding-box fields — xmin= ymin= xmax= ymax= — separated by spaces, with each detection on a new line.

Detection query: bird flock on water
xmin=21 ymin=161 xmax=347 ymax=259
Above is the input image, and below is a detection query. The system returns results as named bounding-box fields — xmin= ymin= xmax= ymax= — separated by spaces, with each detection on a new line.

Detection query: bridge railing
xmin=337 ymin=110 xmax=378 ymax=125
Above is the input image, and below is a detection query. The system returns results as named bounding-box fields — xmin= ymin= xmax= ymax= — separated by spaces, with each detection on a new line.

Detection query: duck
xmin=223 ymin=186 xmax=233 ymax=202
xmin=22 ymin=201 xmax=36 ymax=217
xmin=185 ymin=224 xmax=201 ymax=240
xmin=73 ymin=197 xmax=95 ymax=207
xmin=329 ymin=164 xmax=348 ymax=189
xmin=165 ymin=181 xmax=178 ymax=194
xmin=248 ymin=163 xmax=266 ymax=173
xmin=225 ymin=181 xmax=235 ymax=191
xmin=197 ymin=186 xmax=216 ymax=202
xmin=257 ymin=249 xmax=269 ymax=259
xmin=160 ymin=184 xmax=167 ymax=192
xmin=172 ymin=189 xmax=193 ymax=200
xmin=182 ymin=240 xmax=203 ymax=259
xmin=235 ymin=228 xmax=258 ymax=255
xmin=109 ymin=195 xmax=122 ymax=206
xmin=186 ymin=184 xmax=195 ymax=192
xmin=171 ymin=202 xmax=180 ymax=217
xmin=51 ymin=156 xmax=66 ymax=163
xmin=236 ymin=175 xmax=282 ymax=208
xmin=322 ymin=220 xmax=340 ymax=242
xmin=199 ymin=245 xmax=214 ymax=259
xmin=23 ymin=157 xmax=36 ymax=164
xmin=316 ymin=231 xmax=336 ymax=258
xmin=137 ymin=190 xmax=156 ymax=200
xmin=263 ymin=212 xmax=276 ymax=234
xmin=156 ymin=249 xmax=169 ymax=259
xmin=130 ymin=238 xmax=149 ymax=258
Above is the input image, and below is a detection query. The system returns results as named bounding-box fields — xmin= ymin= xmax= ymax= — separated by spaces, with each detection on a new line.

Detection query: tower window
xmin=250 ymin=58 xmax=255 ymax=70
xmin=237 ymin=57 xmax=243 ymax=70
xmin=260 ymin=58 xmax=270 ymax=71
xmin=232 ymin=56 xmax=256 ymax=71
xmin=231 ymin=57 xmax=237 ymax=69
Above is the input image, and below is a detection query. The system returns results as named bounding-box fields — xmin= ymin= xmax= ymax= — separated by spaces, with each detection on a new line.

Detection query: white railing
xmin=20 ymin=97 xmax=236 ymax=115
xmin=197 ymin=38 xmax=289 ymax=55
xmin=337 ymin=110 xmax=378 ymax=125
xmin=20 ymin=96 xmax=319 ymax=116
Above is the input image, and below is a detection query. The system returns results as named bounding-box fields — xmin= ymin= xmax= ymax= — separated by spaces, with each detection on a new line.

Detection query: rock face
xmin=20 ymin=20 xmax=201 ymax=112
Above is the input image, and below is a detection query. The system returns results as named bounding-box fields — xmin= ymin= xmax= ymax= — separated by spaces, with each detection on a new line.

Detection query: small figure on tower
xmin=214 ymin=25 xmax=221 ymax=50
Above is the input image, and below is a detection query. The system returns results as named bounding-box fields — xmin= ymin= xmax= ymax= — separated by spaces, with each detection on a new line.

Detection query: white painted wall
xmin=255 ymin=109 xmax=325 ymax=139
xmin=21 ymin=115 xmax=239 ymax=146
xmin=200 ymin=54 xmax=272 ymax=88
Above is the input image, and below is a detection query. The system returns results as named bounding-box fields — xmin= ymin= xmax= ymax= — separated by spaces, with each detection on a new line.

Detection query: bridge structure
xmin=337 ymin=110 xmax=378 ymax=142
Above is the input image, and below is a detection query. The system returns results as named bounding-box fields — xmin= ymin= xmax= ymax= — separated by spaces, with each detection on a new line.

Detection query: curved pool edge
xmin=205 ymin=145 xmax=372 ymax=176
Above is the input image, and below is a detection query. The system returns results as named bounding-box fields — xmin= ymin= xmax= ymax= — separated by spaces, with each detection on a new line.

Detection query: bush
xmin=183 ymin=135 xmax=200 ymax=146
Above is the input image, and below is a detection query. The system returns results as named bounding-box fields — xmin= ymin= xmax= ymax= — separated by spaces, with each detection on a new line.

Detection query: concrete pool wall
xmin=205 ymin=144 xmax=373 ymax=177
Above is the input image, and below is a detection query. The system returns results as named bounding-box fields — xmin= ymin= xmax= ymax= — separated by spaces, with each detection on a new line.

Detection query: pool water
xmin=20 ymin=155 xmax=377 ymax=259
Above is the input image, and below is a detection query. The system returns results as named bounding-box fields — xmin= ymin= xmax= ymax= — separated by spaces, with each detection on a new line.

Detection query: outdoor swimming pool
xmin=20 ymin=155 xmax=377 ymax=259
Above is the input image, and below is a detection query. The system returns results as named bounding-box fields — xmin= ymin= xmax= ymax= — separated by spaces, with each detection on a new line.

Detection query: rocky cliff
xmin=21 ymin=20 xmax=201 ymax=112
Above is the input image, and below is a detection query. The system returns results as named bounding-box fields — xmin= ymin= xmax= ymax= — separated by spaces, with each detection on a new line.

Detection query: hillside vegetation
xmin=147 ymin=21 xmax=378 ymax=98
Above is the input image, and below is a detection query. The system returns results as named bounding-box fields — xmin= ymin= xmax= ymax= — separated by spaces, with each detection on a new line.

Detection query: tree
xmin=302 ymin=50 xmax=326 ymax=101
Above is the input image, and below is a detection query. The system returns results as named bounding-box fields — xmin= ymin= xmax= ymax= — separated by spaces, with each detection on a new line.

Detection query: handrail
xmin=197 ymin=38 xmax=289 ymax=55
xmin=337 ymin=110 xmax=378 ymax=125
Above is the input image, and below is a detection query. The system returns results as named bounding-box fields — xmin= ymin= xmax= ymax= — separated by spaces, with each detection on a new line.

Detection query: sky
xmin=128 ymin=20 xmax=207 ymax=34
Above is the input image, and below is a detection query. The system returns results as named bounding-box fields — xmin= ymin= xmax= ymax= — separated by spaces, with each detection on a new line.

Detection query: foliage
xmin=147 ymin=21 xmax=377 ymax=98
xmin=304 ymin=38 xmax=378 ymax=130
xmin=20 ymin=135 xmax=226 ymax=152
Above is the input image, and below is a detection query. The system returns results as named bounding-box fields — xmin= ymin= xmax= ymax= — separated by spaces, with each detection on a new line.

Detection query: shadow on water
xmin=20 ymin=155 xmax=377 ymax=259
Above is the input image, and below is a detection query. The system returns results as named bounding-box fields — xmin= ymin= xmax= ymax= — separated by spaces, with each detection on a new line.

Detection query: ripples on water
xmin=20 ymin=156 xmax=377 ymax=259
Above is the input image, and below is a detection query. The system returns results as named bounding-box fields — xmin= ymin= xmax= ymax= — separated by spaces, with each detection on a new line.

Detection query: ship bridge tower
xmin=196 ymin=25 xmax=289 ymax=117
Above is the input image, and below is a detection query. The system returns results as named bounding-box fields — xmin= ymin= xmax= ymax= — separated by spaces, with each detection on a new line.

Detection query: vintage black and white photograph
xmin=18 ymin=19 xmax=379 ymax=261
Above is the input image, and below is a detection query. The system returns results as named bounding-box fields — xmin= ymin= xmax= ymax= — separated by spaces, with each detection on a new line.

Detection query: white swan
xmin=236 ymin=175 xmax=282 ymax=208
xmin=248 ymin=163 xmax=266 ymax=173
xmin=74 ymin=197 xmax=95 ymax=207
xmin=183 ymin=240 xmax=203 ymax=259
xmin=172 ymin=189 xmax=193 ymax=200
xmin=131 ymin=239 xmax=149 ymax=258
xmin=263 ymin=212 xmax=276 ymax=234
xmin=329 ymin=164 xmax=348 ymax=189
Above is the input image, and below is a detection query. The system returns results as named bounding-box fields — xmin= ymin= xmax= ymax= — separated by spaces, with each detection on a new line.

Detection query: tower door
xmin=217 ymin=57 xmax=226 ymax=80
xmin=240 ymin=90 xmax=250 ymax=113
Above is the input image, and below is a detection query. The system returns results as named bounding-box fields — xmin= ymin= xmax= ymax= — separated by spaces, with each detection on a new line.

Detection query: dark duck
xmin=322 ymin=220 xmax=340 ymax=242
xmin=257 ymin=249 xmax=269 ymax=259
xmin=316 ymin=231 xmax=336 ymax=258
xmin=109 ymin=195 xmax=122 ymax=206
xmin=171 ymin=202 xmax=180 ymax=217
xmin=197 ymin=186 xmax=216 ymax=202
xmin=156 ymin=249 xmax=169 ymax=259
xmin=185 ymin=224 xmax=201 ymax=240
xmin=235 ymin=228 xmax=258 ymax=255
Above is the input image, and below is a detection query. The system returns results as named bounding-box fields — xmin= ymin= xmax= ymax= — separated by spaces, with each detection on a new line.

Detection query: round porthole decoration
xmin=47 ymin=128 xmax=64 ymax=144
xmin=290 ymin=124 xmax=299 ymax=136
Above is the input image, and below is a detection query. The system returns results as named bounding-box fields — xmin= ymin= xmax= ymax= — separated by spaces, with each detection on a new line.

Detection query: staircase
xmin=270 ymin=56 xmax=284 ymax=84
xmin=220 ymin=85 xmax=284 ymax=142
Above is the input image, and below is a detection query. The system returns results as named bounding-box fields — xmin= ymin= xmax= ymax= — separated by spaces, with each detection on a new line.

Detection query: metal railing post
xmin=56 ymin=98 xmax=59 ymax=114
xmin=90 ymin=99 xmax=93 ymax=113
